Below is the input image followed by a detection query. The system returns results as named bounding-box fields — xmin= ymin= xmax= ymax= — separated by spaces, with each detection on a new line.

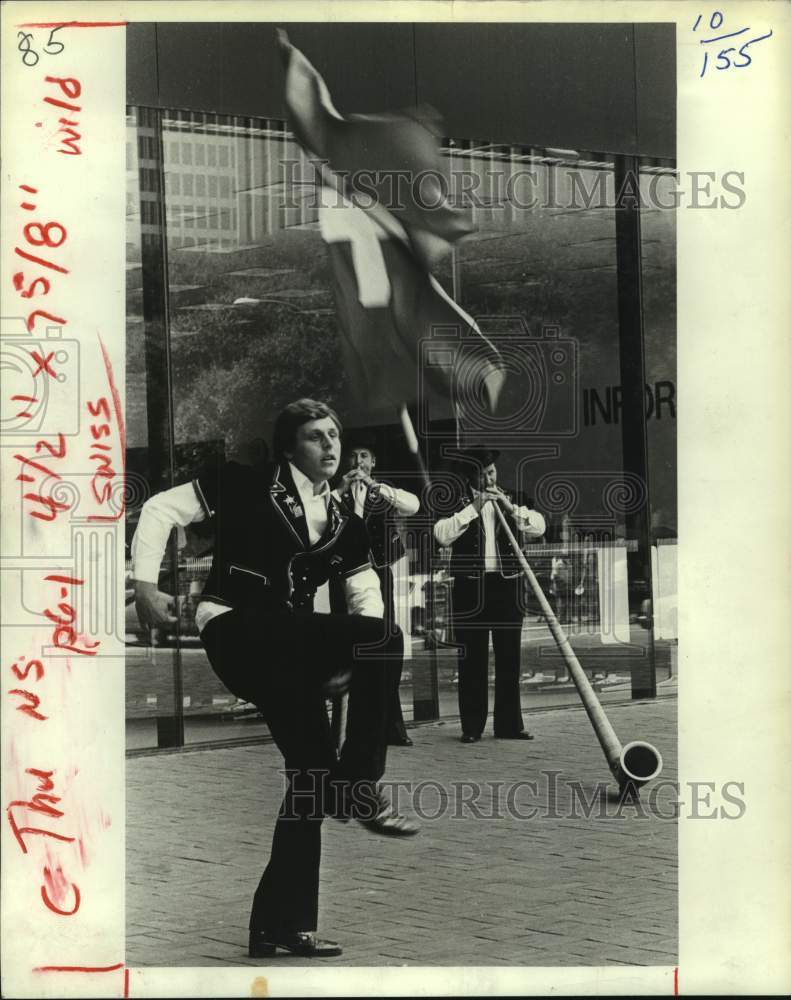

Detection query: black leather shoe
xmin=460 ymin=734 xmax=481 ymax=744
xmin=388 ymin=735 xmax=413 ymax=747
xmin=357 ymin=792 xmax=420 ymax=836
xmin=495 ymin=731 xmax=535 ymax=740
xmin=249 ymin=929 xmax=343 ymax=958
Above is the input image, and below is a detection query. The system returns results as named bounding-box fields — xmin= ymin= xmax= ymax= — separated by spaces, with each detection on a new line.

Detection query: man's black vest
xmin=193 ymin=461 xmax=371 ymax=613
xmin=337 ymin=480 xmax=406 ymax=570
xmin=444 ymin=487 xmax=539 ymax=580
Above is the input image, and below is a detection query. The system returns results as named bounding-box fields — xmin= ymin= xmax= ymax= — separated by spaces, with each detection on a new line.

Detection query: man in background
xmin=334 ymin=431 xmax=420 ymax=746
xmin=433 ymin=449 xmax=546 ymax=743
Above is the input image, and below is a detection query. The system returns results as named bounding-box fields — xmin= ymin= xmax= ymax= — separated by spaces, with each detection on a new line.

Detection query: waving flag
xmin=278 ymin=31 xmax=505 ymax=414
xmin=318 ymin=187 xmax=504 ymax=412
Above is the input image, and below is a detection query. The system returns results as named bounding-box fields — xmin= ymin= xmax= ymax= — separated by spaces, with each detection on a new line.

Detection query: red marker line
xmin=44 ymin=96 xmax=82 ymax=113
xmin=15 ymin=246 xmax=69 ymax=275
xmin=17 ymin=21 xmax=129 ymax=28
xmin=124 ymin=967 xmax=130 ymax=998
xmin=14 ymin=454 xmax=60 ymax=479
xmin=35 ymin=963 xmax=125 ymax=973
xmin=673 ymin=966 xmax=679 ymax=995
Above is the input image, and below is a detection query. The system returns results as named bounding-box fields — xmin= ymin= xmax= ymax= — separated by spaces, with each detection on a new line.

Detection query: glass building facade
xmin=125 ymin=97 xmax=677 ymax=752
xmin=126 ymin=107 xmax=677 ymax=751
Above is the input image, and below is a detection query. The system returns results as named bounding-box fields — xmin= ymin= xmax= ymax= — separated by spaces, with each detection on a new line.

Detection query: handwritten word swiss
xmin=87 ymin=338 xmax=127 ymax=523
xmin=693 ymin=11 xmax=773 ymax=78
xmin=87 ymin=398 xmax=119 ymax=507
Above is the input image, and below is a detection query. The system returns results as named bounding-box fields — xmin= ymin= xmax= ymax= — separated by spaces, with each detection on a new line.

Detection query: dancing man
xmin=132 ymin=399 xmax=418 ymax=960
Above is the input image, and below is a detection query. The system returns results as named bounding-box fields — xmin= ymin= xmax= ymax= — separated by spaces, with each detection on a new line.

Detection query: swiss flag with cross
xmin=278 ymin=30 xmax=505 ymax=415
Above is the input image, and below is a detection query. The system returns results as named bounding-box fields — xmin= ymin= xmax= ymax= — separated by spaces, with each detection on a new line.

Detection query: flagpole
xmin=398 ymin=404 xmax=430 ymax=493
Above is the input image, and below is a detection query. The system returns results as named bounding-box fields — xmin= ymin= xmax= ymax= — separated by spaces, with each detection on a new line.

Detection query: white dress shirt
xmin=131 ymin=462 xmax=384 ymax=632
xmin=290 ymin=462 xmax=333 ymax=545
xmin=344 ymin=479 xmax=420 ymax=519
xmin=433 ymin=497 xmax=546 ymax=572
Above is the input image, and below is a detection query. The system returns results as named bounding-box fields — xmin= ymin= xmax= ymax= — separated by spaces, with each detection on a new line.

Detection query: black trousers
xmin=200 ymin=606 xmax=391 ymax=933
xmin=452 ymin=574 xmax=525 ymax=738
xmin=377 ymin=565 xmax=408 ymax=743
xmin=329 ymin=566 xmax=407 ymax=744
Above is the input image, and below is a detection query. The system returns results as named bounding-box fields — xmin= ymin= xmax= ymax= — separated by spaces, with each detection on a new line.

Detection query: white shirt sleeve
xmin=378 ymin=483 xmax=420 ymax=516
xmin=344 ymin=565 xmax=384 ymax=618
xmin=433 ymin=503 xmax=479 ymax=547
xmin=131 ymin=482 xmax=206 ymax=583
xmin=512 ymin=504 xmax=546 ymax=538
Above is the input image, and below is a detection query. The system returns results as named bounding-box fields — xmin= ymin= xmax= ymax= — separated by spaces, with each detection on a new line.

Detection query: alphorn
xmin=492 ymin=502 xmax=662 ymax=791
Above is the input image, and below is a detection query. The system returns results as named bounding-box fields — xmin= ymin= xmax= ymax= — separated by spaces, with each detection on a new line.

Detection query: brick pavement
xmin=127 ymin=697 xmax=677 ymax=968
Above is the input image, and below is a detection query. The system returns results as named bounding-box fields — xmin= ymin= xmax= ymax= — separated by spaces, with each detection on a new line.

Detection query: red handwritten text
xmin=8 ymin=655 xmax=46 ymax=721
xmin=11 ymin=184 xmax=69 ymax=332
xmin=43 ymin=574 xmax=99 ymax=656
xmin=86 ymin=397 xmax=118 ymax=506
xmin=44 ymin=75 xmax=82 ymax=156
xmin=41 ymin=861 xmax=81 ymax=915
xmin=14 ymin=432 xmax=69 ymax=522
xmin=87 ymin=336 xmax=126 ymax=522
xmin=7 ymin=768 xmax=74 ymax=854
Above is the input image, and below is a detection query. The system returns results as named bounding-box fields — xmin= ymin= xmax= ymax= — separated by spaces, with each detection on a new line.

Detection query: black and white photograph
xmin=123 ymin=14 xmax=678 ymax=971
xmin=1 ymin=2 xmax=788 ymax=997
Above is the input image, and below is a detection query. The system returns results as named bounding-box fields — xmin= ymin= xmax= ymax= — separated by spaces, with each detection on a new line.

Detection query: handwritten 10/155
xmin=693 ymin=10 xmax=773 ymax=78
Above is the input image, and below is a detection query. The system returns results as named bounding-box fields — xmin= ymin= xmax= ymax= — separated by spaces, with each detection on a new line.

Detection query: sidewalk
xmin=127 ymin=696 xmax=677 ymax=968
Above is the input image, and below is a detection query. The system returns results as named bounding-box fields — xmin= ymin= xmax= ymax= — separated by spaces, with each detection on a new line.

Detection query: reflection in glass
xmin=125 ymin=110 xmax=676 ymax=750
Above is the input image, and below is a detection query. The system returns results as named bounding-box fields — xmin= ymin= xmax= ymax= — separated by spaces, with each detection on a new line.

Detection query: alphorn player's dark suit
xmin=434 ymin=479 xmax=545 ymax=739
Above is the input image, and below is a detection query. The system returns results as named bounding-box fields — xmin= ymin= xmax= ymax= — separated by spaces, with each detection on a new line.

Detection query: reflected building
xmin=123 ymin=22 xmax=677 ymax=750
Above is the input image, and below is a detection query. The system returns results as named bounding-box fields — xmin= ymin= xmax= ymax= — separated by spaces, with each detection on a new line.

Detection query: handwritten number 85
xmin=17 ymin=27 xmax=65 ymax=66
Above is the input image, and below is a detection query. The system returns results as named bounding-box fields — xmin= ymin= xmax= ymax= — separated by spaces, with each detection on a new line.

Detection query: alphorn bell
xmin=492 ymin=502 xmax=663 ymax=792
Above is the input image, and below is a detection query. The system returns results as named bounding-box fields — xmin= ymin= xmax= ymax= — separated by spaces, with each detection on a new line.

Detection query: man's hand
xmin=471 ymin=487 xmax=501 ymax=513
xmin=338 ymin=468 xmax=367 ymax=496
xmin=322 ymin=667 xmax=352 ymax=697
xmin=354 ymin=469 xmax=375 ymax=487
xmin=134 ymin=580 xmax=177 ymax=629
xmin=490 ymin=486 xmax=515 ymax=515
